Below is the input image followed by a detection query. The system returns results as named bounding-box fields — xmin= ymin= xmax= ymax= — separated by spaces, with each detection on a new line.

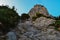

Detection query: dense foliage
xmin=0 ymin=6 xmax=20 ymax=33
xmin=54 ymin=20 xmax=60 ymax=31
xmin=20 ymin=13 xmax=30 ymax=20
xmin=54 ymin=16 xmax=60 ymax=20
xmin=36 ymin=12 xmax=46 ymax=17
xmin=49 ymin=16 xmax=60 ymax=31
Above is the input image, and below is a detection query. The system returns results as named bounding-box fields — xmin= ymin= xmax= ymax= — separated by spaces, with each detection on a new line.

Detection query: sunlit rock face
xmin=33 ymin=17 xmax=55 ymax=29
xmin=17 ymin=20 xmax=60 ymax=40
xmin=28 ymin=4 xmax=50 ymax=18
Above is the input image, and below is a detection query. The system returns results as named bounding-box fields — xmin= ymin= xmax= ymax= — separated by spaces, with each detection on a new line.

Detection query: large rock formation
xmin=28 ymin=4 xmax=50 ymax=18
xmin=16 ymin=19 xmax=60 ymax=40
xmin=16 ymin=4 xmax=60 ymax=40
xmin=0 ymin=4 xmax=60 ymax=40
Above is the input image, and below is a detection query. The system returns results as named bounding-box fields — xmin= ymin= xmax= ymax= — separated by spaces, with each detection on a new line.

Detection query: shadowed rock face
xmin=28 ymin=4 xmax=50 ymax=17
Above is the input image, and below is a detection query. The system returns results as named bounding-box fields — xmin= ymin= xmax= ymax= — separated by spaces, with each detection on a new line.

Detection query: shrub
xmin=54 ymin=16 xmax=60 ymax=20
xmin=55 ymin=20 xmax=60 ymax=27
xmin=0 ymin=6 xmax=20 ymax=33
xmin=32 ymin=16 xmax=37 ymax=21
xmin=36 ymin=12 xmax=46 ymax=17
xmin=49 ymin=20 xmax=60 ymax=31
xmin=21 ymin=13 xmax=30 ymax=20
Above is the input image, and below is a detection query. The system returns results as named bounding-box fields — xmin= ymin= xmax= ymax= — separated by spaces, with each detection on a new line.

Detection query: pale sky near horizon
xmin=0 ymin=0 xmax=60 ymax=16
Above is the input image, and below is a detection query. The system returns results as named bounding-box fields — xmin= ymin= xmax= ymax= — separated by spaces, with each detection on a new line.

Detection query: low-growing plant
xmin=32 ymin=16 xmax=38 ymax=21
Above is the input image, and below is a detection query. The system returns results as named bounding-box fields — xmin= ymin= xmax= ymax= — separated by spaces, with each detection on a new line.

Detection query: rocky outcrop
xmin=16 ymin=19 xmax=60 ymax=40
xmin=28 ymin=4 xmax=50 ymax=18
xmin=0 ymin=4 xmax=59 ymax=40
xmin=33 ymin=17 xmax=55 ymax=29
xmin=16 ymin=4 xmax=59 ymax=40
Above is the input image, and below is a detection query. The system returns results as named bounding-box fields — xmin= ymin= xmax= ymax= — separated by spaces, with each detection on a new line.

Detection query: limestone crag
xmin=33 ymin=17 xmax=55 ymax=29
xmin=28 ymin=4 xmax=50 ymax=18
xmin=16 ymin=4 xmax=60 ymax=40
xmin=16 ymin=20 xmax=60 ymax=40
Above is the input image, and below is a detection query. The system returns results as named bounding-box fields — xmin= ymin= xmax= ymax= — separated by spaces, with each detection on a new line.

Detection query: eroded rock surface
xmin=28 ymin=4 xmax=50 ymax=18
xmin=16 ymin=17 xmax=60 ymax=40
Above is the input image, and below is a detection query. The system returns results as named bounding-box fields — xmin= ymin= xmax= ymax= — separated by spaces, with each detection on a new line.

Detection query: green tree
xmin=0 ymin=6 xmax=20 ymax=33
xmin=21 ymin=13 xmax=30 ymax=20
xmin=54 ymin=16 xmax=60 ymax=20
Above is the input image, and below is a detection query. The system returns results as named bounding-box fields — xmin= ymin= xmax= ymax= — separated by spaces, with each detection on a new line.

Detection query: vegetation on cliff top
xmin=32 ymin=12 xmax=52 ymax=21
xmin=49 ymin=16 xmax=60 ymax=31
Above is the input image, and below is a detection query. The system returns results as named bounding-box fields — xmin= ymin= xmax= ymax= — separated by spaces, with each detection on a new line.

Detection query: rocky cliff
xmin=16 ymin=4 xmax=60 ymax=40
xmin=0 ymin=4 xmax=60 ymax=40
xmin=17 ymin=17 xmax=60 ymax=40
xmin=28 ymin=4 xmax=50 ymax=18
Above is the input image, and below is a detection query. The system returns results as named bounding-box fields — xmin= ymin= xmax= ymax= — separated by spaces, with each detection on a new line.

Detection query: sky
xmin=0 ymin=0 xmax=60 ymax=16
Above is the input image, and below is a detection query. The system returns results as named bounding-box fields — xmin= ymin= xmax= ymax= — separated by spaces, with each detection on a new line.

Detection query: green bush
xmin=0 ymin=6 xmax=20 ymax=33
xmin=54 ymin=16 xmax=60 ymax=20
xmin=49 ymin=20 xmax=60 ymax=31
xmin=36 ymin=12 xmax=46 ymax=17
xmin=55 ymin=20 xmax=60 ymax=27
xmin=21 ymin=13 xmax=30 ymax=20
xmin=32 ymin=16 xmax=38 ymax=21
xmin=54 ymin=16 xmax=60 ymax=31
